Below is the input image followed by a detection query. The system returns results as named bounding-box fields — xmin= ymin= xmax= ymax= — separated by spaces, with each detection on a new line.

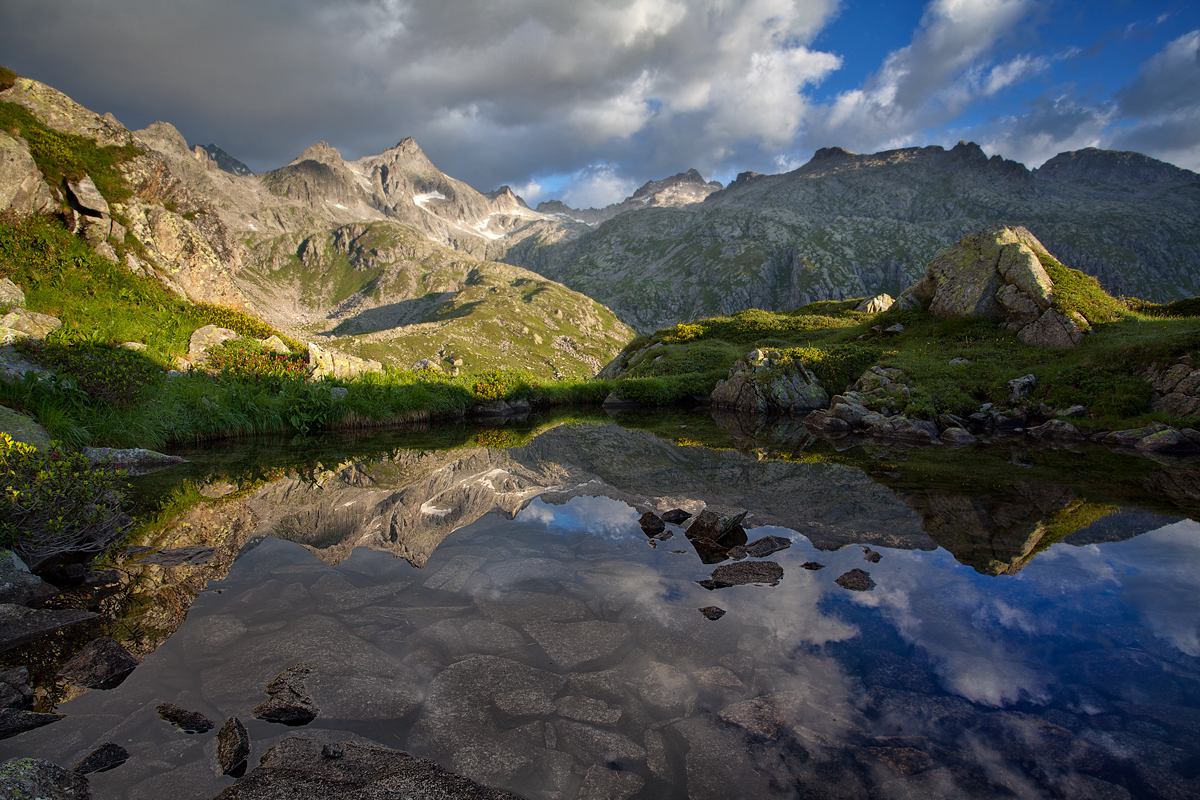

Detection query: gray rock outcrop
xmin=1145 ymin=356 xmax=1200 ymax=418
xmin=710 ymin=349 xmax=829 ymax=415
xmin=253 ymin=663 xmax=319 ymax=724
xmin=0 ymin=131 xmax=55 ymax=216
xmin=854 ymin=293 xmax=894 ymax=313
xmin=0 ymin=757 xmax=91 ymax=799
xmin=900 ymin=226 xmax=1088 ymax=347
xmin=307 ymin=341 xmax=382 ymax=380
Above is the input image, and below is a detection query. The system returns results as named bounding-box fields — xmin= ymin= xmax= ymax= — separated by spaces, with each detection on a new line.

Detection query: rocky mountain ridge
xmin=503 ymin=141 xmax=1200 ymax=332
xmin=0 ymin=75 xmax=632 ymax=377
xmin=535 ymin=168 xmax=724 ymax=227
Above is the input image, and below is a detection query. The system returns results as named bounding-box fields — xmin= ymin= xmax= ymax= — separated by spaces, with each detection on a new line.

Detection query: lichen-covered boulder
xmin=854 ymin=294 xmax=894 ymax=313
xmin=900 ymin=225 xmax=1086 ymax=348
xmin=710 ymin=349 xmax=829 ymax=415
xmin=0 ymin=308 xmax=62 ymax=344
xmin=0 ymin=132 xmax=55 ymax=217
xmin=188 ymin=324 xmax=240 ymax=363
xmin=307 ymin=342 xmax=383 ymax=380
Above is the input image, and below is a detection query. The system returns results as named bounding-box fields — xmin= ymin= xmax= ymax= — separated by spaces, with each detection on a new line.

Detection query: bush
xmin=783 ymin=343 xmax=882 ymax=394
xmin=204 ymin=339 xmax=310 ymax=380
xmin=14 ymin=339 xmax=160 ymax=408
xmin=472 ymin=369 xmax=533 ymax=401
xmin=190 ymin=303 xmax=303 ymax=352
xmin=0 ymin=434 xmax=131 ymax=572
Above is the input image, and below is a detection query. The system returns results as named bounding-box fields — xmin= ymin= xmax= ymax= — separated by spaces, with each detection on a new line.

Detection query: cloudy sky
xmin=2 ymin=0 xmax=1197 ymax=207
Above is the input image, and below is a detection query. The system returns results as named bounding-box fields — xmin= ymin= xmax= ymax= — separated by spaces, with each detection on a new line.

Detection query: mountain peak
xmin=809 ymin=146 xmax=856 ymax=164
xmin=485 ymin=185 xmax=530 ymax=209
xmin=294 ymin=141 xmax=343 ymax=166
xmin=200 ymin=144 xmax=253 ymax=176
xmin=1035 ymin=147 xmax=1197 ymax=185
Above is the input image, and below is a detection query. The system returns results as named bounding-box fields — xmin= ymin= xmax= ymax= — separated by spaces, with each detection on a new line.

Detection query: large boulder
xmin=854 ymin=293 xmax=894 ymax=313
xmin=900 ymin=226 xmax=1086 ymax=348
xmin=0 ymin=131 xmax=55 ymax=216
xmin=710 ymin=349 xmax=829 ymax=415
xmin=188 ymin=324 xmax=240 ymax=364
xmin=0 ymin=308 xmax=62 ymax=343
xmin=307 ymin=341 xmax=383 ymax=380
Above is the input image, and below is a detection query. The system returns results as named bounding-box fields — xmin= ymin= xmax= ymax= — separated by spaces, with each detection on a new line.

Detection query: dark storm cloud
xmin=0 ymin=0 xmax=842 ymax=198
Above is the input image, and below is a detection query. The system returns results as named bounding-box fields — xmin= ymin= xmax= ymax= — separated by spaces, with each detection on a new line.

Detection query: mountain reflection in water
xmin=3 ymin=417 xmax=1200 ymax=800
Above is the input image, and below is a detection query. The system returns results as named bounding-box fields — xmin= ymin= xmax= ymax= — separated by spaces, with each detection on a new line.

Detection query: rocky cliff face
xmin=505 ymin=141 xmax=1200 ymax=332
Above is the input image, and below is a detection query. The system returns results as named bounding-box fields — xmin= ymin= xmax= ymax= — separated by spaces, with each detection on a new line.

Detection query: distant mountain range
xmin=501 ymin=142 xmax=1200 ymax=332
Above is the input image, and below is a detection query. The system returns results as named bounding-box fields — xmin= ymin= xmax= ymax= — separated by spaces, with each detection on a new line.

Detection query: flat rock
xmin=209 ymin=736 xmax=522 ymax=799
xmin=555 ymin=695 xmax=622 ymax=725
xmin=835 ymin=568 xmax=876 ymax=591
xmin=0 ymin=549 xmax=56 ymax=605
xmin=0 ymin=404 xmax=52 ymax=449
xmin=578 ymin=764 xmax=644 ymax=800
xmin=57 ymin=635 xmax=139 ymax=689
xmin=0 ymin=308 xmax=62 ymax=339
xmin=253 ymin=663 xmax=319 ymax=725
xmin=0 ymin=604 xmax=97 ymax=654
xmin=742 ymin=536 xmax=791 ymax=558
xmin=217 ymin=717 xmax=251 ymax=775
xmin=0 ymin=666 xmax=32 ymax=710
xmin=699 ymin=606 xmax=726 ymax=621
xmin=940 ymin=427 xmax=978 ymax=446
xmin=0 ymin=757 xmax=90 ymax=800
xmin=717 ymin=692 xmax=805 ymax=740
xmin=661 ymin=508 xmax=692 ymax=524
xmin=73 ymin=742 xmax=129 ymax=775
xmin=1027 ymin=419 xmax=1085 ymax=442
xmin=685 ymin=509 xmax=748 ymax=541
xmin=700 ymin=561 xmax=783 ymax=589
xmin=524 ymin=620 xmax=631 ymax=670
xmin=136 ymin=545 xmax=218 ymax=566
xmin=82 ymin=447 xmax=186 ymax=475
xmin=0 ymin=708 xmax=65 ymax=739
xmin=157 ymin=702 xmax=215 ymax=733
xmin=1137 ymin=429 xmax=1200 ymax=455
xmin=188 ymin=324 xmax=240 ymax=363
xmin=639 ymin=662 xmax=697 ymax=717
xmin=801 ymin=562 xmax=825 ymax=570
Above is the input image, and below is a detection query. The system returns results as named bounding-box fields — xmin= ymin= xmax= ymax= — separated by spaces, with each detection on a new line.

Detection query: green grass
xmin=0 ymin=98 xmax=140 ymax=206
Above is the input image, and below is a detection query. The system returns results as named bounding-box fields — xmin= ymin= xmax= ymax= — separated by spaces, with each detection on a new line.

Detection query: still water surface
xmin=4 ymin=414 xmax=1200 ymax=799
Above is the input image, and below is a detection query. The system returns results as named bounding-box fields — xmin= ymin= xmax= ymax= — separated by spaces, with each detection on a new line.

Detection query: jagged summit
xmin=199 ymin=144 xmax=252 ymax=176
xmin=535 ymin=167 xmax=722 ymax=226
xmin=1035 ymin=147 xmax=1198 ymax=185
xmin=485 ymin=186 xmax=530 ymax=210
xmin=291 ymin=141 xmax=344 ymax=167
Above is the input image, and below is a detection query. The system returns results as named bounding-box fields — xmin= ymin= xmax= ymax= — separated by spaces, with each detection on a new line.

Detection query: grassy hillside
xmin=240 ymin=220 xmax=634 ymax=380
xmin=603 ymin=275 xmax=1200 ymax=428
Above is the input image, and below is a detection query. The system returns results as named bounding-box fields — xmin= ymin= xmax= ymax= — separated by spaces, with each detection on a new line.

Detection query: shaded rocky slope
xmin=504 ymin=142 xmax=1200 ymax=332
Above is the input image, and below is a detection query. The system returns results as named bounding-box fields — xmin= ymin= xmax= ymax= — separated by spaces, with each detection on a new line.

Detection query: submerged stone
xmin=73 ymin=742 xmax=129 ymax=775
xmin=217 ymin=717 xmax=250 ymax=775
xmin=157 ymin=702 xmax=214 ymax=733
xmin=253 ymin=663 xmax=319 ymax=725
xmin=57 ymin=635 xmax=139 ymax=690
xmin=700 ymin=561 xmax=783 ymax=589
xmin=835 ymin=569 xmax=876 ymax=592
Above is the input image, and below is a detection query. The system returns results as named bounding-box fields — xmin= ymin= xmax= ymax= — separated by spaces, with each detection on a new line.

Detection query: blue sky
xmin=1 ymin=0 xmax=1197 ymax=207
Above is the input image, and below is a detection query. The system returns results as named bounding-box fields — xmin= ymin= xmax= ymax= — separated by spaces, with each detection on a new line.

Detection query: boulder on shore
xmin=711 ymin=349 xmax=829 ymax=415
xmin=899 ymin=225 xmax=1088 ymax=348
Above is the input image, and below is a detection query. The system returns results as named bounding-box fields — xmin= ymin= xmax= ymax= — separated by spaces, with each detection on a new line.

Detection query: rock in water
xmin=73 ymin=742 xmax=129 ymax=774
xmin=0 ymin=757 xmax=90 ymax=800
xmin=661 ymin=508 xmax=692 ymax=524
xmin=57 ymin=636 xmax=139 ymax=690
xmin=743 ymin=536 xmax=791 ymax=558
xmin=217 ymin=717 xmax=250 ymax=775
xmin=801 ymin=562 xmax=825 ymax=570
xmin=710 ymin=349 xmax=830 ymax=415
xmin=253 ymin=663 xmax=319 ymax=725
xmin=638 ymin=511 xmax=665 ymax=535
xmin=835 ymin=569 xmax=876 ymax=591
xmin=699 ymin=606 xmax=726 ymax=621
xmin=157 ymin=702 xmax=214 ymax=733
xmin=208 ymin=737 xmax=522 ymax=799
xmin=700 ymin=561 xmax=784 ymax=589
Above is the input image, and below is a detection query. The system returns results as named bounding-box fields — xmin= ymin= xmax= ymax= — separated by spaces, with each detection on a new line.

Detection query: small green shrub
xmin=190 ymin=303 xmax=303 ymax=352
xmin=203 ymin=339 xmax=309 ymax=380
xmin=14 ymin=339 xmax=160 ymax=408
xmin=0 ymin=433 xmax=131 ymax=571
xmin=0 ymin=66 xmax=16 ymax=93
xmin=472 ymin=369 xmax=533 ymax=401
xmin=783 ymin=343 xmax=882 ymax=394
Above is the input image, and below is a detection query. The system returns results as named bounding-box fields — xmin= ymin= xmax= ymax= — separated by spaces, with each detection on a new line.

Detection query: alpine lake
xmin=4 ymin=408 xmax=1200 ymax=800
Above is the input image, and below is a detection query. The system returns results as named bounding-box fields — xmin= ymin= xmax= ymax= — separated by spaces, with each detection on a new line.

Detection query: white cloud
xmin=559 ymin=163 xmax=640 ymax=209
